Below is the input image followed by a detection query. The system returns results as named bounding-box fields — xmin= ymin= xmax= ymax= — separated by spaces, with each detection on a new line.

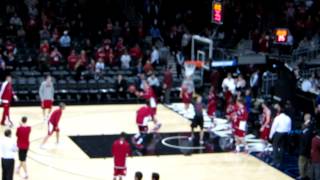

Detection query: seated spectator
xmin=144 ymin=60 xmax=154 ymax=75
xmin=4 ymin=40 xmax=17 ymax=56
xmin=311 ymin=130 xmax=320 ymax=180
xmin=152 ymin=172 xmax=160 ymax=180
xmin=148 ymin=73 xmax=161 ymax=97
xmin=40 ymin=40 xmax=50 ymax=54
xmin=39 ymin=26 xmax=51 ymax=42
xmin=95 ymin=58 xmax=105 ymax=79
xmin=236 ymin=74 xmax=246 ymax=93
xmin=68 ymin=50 xmax=78 ymax=71
xmin=135 ymin=61 xmax=144 ymax=75
xmin=115 ymin=74 xmax=127 ymax=99
xmin=151 ymin=46 xmax=160 ymax=65
xmin=38 ymin=52 xmax=50 ymax=72
xmin=9 ymin=13 xmax=23 ymax=27
xmin=130 ymin=43 xmax=142 ymax=63
xmin=50 ymin=47 xmax=63 ymax=66
xmin=114 ymin=37 xmax=125 ymax=58
xmin=134 ymin=171 xmax=143 ymax=180
xmin=149 ymin=24 xmax=163 ymax=44
xmin=120 ymin=49 xmax=131 ymax=69
xmin=5 ymin=53 xmax=16 ymax=72
xmin=95 ymin=47 xmax=106 ymax=63
xmin=75 ymin=50 xmax=88 ymax=80
xmin=222 ymin=73 xmax=236 ymax=94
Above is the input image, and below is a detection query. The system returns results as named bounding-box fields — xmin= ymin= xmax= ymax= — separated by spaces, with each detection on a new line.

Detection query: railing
xmin=292 ymin=43 xmax=320 ymax=62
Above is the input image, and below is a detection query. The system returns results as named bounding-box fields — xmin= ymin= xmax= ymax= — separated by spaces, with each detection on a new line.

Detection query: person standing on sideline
xmin=40 ymin=103 xmax=66 ymax=148
xmin=260 ymin=101 xmax=271 ymax=142
xmin=39 ymin=75 xmax=54 ymax=121
xmin=0 ymin=75 xmax=18 ymax=127
xmin=298 ymin=113 xmax=314 ymax=180
xmin=163 ymin=66 xmax=173 ymax=104
xmin=112 ymin=132 xmax=131 ymax=180
xmin=16 ymin=116 xmax=31 ymax=179
xmin=311 ymin=130 xmax=320 ymax=180
xmin=269 ymin=103 xmax=292 ymax=167
xmin=0 ymin=129 xmax=17 ymax=180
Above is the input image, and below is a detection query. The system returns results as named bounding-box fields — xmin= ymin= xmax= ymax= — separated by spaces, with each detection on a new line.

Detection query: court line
xmin=161 ymin=136 xmax=206 ymax=150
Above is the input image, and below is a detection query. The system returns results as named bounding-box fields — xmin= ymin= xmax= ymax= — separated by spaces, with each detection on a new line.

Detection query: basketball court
xmin=0 ymin=104 xmax=292 ymax=180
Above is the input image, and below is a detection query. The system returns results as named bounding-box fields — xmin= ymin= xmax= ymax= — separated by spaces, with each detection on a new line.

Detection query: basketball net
xmin=184 ymin=62 xmax=196 ymax=77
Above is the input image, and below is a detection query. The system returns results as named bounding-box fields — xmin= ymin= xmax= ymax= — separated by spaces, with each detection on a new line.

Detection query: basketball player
xmin=40 ymin=103 xmax=66 ymax=148
xmin=16 ymin=116 xmax=31 ymax=179
xmin=190 ymin=96 xmax=205 ymax=144
xmin=39 ymin=75 xmax=54 ymax=121
xmin=180 ymin=76 xmax=194 ymax=111
xmin=207 ymin=86 xmax=218 ymax=120
xmin=260 ymin=102 xmax=271 ymax=142
xmin=0 ymin=75 xmax=18 ymax=127
xmin=112 ymin=132 xmax=131 ymax=180
xmin=133 ymin=101 xmax=160 ymax=149
xmin=232 ymin=98 xmax=248 ymax=152
xmin=138 ymin=81 xmax=157 ymax=115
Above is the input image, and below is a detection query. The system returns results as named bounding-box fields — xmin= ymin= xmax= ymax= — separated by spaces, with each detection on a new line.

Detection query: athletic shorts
xmin=42 ymin=100 xmax=53 ymax=109
xmin=191 ymin=115 xmax=204 ymax=129
xmin=114 ymin=167 xmax=126 ymax=176
xmin=18 ymin=149 xmax=28 ymax=161
xmin=48 ymin=122 xmax=59 ymax=135
xmin=182 ymin=93 xmax=193 ymax=104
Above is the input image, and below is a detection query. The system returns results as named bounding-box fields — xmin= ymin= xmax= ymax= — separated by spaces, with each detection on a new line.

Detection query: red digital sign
xmin=212 ymin=1 xmax=223 ymax=24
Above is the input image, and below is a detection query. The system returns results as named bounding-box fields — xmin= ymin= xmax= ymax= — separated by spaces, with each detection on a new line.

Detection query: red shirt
xmin=311 ymin=136 xmax=320 ymax=163
xmin=49 ymin=108 xmax=63 ymax=127
xmin=40 ymin=43 xmax=50 ymax=53
xmin=207 ymin=92 xmax=217 ymax=115
xmin=112 ymin=139 xmax=131 ymax=167
xmin=143 ymin=87 xmax=156 ymax=100
xmin=0 ymin=81 xmax=14 ymax=102
xmin=163 ymin=70 xmax=173 ymax=88
xmin=130 ymin=47 xmax=142 ymax=59
xmin=136 ymin=106 xmax=154 ymax=125
xmin=16 ymin=126 xmax=31 ymax=149
xmin=68 ymin=54 xmax=78 ymax=70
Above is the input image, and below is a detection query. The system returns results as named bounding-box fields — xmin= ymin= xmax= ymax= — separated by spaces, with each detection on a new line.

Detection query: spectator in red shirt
xmin=143 ymin=60 xmax=153 ymax=75
xmin=68 ymin=49 xmax=78 ymax=71
xmin=163 ymin=66 xmax=173 ymax=104
xmin=130 ymin=43 xmax=142 ymax=63
xmin=40 ymin=103 xmax=66 ymax=148
xmin=50 ymin=47 xmax=62 ymax=66
xmin=311 ymin=131 xmax=320 ymax=180
xmin=40 ymin=40 xmax=50 ymax=54
xmin=16 ymin=116 xmax=31 ymax=179
xmin=112 ymin=132 xmax=131 ymax=180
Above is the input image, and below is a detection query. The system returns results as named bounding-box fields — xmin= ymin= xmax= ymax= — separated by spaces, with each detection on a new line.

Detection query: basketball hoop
xmin=184 ymin=60 xmax=204 ymax=77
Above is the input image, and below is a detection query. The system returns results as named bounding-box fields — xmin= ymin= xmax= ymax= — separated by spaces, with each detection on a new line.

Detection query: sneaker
xmin=199 ymin=140 xmax=204 ymax=145
xmin=22 ymin=174 xmax=28 ymax=179
xmin=15 ymin=167 xmax=20 ymax=174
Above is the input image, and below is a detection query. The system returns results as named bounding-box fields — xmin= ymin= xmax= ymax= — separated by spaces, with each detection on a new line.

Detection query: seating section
xmin=11 ymin=66 xmax=202 ymax=105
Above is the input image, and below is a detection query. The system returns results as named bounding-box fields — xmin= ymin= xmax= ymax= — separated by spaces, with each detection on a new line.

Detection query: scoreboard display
xmin=274 ymin=28 xmax=289 ymax=44
xmin=211 ymin=0 xmax=223 ymax=24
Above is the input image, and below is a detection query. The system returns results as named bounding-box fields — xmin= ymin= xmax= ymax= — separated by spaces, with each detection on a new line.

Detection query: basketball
xmin=128 ymin=85 xmax=137 ymax=93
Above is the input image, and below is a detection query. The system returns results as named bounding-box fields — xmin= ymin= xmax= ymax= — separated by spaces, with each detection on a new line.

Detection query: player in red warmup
xmin=112 ymin=132 xmax=131 ymax=180
xmin=232 ymin=98 xmax=248 ymax=152
xmin=138 ymin=81 xmax=157 ymax=115
xmin=260 ymin=101 xmax=271 ymax=142
xmin=0 ymin=75 xmax=18 ymax=127
xmin=133 ymin=101 xmax=160 ymax=149
xmin=180 ymin=77 xmax=194 ymax=111
xmin=207 ymin=86 xmax=218 ymax=121
xmin=40 ymin=103 xmax=66 ymax=148
xmin=16 ymin=116 xmax=31 ymax=179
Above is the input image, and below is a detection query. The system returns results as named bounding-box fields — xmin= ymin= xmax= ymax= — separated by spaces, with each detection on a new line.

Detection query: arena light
xmin=274 ymin=28 xmax=289 ymax=44
xmin=212 ymin=0 xmax=223 ymax=25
